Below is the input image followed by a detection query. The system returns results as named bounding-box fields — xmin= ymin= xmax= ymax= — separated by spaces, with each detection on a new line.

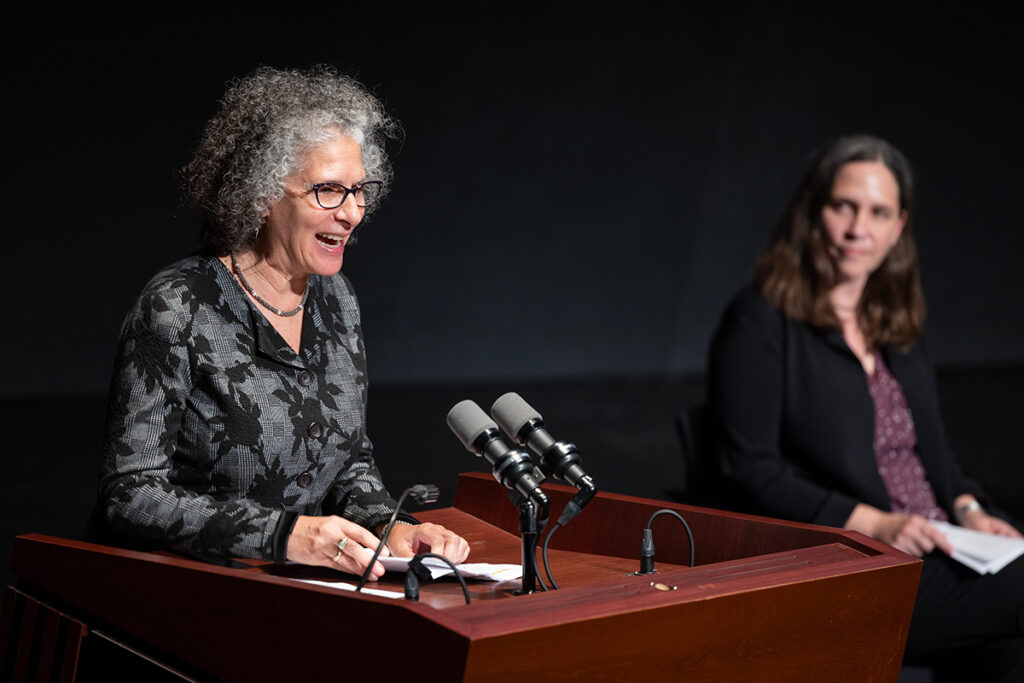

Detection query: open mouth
xmin=316 ymin=233 xmax=344 ymax=247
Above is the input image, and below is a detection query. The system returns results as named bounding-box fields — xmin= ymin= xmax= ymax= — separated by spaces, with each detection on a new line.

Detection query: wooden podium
xmin=3 ymin=473 xmax=920 ymax=682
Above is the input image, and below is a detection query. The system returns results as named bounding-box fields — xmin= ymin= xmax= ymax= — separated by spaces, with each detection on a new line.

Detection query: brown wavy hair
xmin=754 ymin=134 xmax=925 ymax=350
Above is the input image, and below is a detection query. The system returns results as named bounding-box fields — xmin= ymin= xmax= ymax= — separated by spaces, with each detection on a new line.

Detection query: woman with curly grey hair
xmin=94 ymin=66 xmax=469 ymax=577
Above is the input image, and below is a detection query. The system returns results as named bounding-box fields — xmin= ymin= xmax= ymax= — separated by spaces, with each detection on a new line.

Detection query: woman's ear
xmin=893 ymin=210 xmax=908 ymax=246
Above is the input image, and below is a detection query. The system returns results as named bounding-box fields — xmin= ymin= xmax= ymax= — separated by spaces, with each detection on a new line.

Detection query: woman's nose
xmin=333 ymin=194 xmax=364 ymax=228
xmin=845 ymin=209 xmax=868 ymax=237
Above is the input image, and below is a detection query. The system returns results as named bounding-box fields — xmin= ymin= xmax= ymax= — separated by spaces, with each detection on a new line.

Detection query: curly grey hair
xmin=183 ymin=65 xmax=400 ymax=254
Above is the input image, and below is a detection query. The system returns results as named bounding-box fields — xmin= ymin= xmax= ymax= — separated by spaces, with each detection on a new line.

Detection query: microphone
xmin=447 ymin=400 xmax=549 ymax=509
xmin=354 ymin=483 xmax=440 ymax=593
xmin=490 ymin=392 xmax=596 ymax=495
xmin=491 ymin=393 xmax=597 ymax=528
xmin=409 ymin=484 xmax=440 ymax=505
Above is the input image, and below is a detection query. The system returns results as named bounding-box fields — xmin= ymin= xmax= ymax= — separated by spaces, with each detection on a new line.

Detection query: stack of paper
xmin=291 ymin=559 xmax=524 ymax=599
xmin=929 ymin=520 xmax=1024 ymax=574
xmin=379 ymin=556 xmax=522 ymax=581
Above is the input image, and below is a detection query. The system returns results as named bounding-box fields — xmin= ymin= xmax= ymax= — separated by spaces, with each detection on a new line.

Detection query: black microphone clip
xmin=404 ymin=554 xmax=434 ymax=601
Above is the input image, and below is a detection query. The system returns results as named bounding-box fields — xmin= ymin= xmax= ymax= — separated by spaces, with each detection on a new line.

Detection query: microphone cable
xmin=355 ymin=484 xmax=439 ymax=593
xmin=638 ymin=509 xmax=695 ymax=575
xmin=541 ymin=522 xmax=562 ymax=589
xmin=539 ymin=485 xmax=598 ymax=589
xmin=403 ymin=552 xmax=471 ymax=605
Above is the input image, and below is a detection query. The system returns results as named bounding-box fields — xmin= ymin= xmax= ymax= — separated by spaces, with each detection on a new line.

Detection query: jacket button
xmin=297 ymin=472 xmax=314 ymax=488
xmin=298 ymin=370 xmax=314 ymax=386
xmin=308 ymin=422 xmax=323 ymax=438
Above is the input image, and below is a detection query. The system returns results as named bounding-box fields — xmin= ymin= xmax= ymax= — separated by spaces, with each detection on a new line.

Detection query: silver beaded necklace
xmin=231 ymin=252 xmax=310 ymax=317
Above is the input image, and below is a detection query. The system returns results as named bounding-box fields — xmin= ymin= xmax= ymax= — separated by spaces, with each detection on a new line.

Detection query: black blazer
xmin=707 ymin=285 xmax=987 ymax=528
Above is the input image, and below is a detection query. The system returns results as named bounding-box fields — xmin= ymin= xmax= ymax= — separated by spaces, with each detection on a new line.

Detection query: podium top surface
xmin=9 ymin=473 xmax=921 ymax=681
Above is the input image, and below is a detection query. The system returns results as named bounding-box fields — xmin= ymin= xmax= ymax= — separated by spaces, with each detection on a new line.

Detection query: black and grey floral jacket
xmin=97 ymin=254 xmax=399 ymax=561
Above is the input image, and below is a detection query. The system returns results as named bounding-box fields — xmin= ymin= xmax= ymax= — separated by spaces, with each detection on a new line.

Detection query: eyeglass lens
xmin=315 ymin=182 xmax=381 ymax=209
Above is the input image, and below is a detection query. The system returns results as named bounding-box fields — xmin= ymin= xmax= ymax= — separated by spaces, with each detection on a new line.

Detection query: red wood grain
xmin=7 ymin=473 xmax=920 ymax=682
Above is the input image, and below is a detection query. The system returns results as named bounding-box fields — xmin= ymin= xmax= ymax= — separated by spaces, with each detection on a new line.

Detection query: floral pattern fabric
xmin=98 ymin=253 xmax=398 ymax=560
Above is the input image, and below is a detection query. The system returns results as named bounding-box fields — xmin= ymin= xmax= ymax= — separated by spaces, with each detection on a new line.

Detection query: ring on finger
xmin=337 ymin=537 xmax=349 ymax=552
xmin=331 ymin=549 xmax=342 ymax=562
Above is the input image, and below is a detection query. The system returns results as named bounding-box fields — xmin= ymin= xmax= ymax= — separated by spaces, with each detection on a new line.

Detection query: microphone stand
xmin=507 ymin=489 xmax=549 ymax=595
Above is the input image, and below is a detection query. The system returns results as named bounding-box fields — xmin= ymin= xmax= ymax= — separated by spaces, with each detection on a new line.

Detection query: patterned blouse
xmin=98 ymin=253 xmax=400 ymax=561
xmin=866 ymin=354 xmax=947 ymax=521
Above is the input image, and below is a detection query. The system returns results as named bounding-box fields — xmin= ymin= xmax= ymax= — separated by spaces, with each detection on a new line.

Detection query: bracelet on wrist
xmin=955 ymin=499 xmax=982 ymax=524
xmin=375 ymin=519 xmax=414 ymax=537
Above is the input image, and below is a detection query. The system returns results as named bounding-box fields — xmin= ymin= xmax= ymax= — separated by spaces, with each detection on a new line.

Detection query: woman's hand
xmin=955 ymin=497 xmax=1023 ymax=538
xmin=287 ymin=515 xmax=388 ymax=579
xmin=962 ymin=512 xmax=1023 ymax=537
xmin=874 ymin=512 xmax=953 ymax=557
xmin=845 ymin=503 xmax=952 ymax=557
xmin=386 ymin=523 xmax=471 ymax=564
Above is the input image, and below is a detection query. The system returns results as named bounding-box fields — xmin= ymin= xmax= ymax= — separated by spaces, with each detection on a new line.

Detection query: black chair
xmin=674 ymin=403 xmax=737 ymax=510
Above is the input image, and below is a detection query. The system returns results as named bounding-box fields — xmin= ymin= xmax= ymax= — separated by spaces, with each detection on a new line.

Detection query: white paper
xmin=379 ymin=556 xmax=522 ymax=581
xmin=292 ymin=578 xmax=406 ymax=599
xmin=929 ymin=520 xmax=1024 ymax=574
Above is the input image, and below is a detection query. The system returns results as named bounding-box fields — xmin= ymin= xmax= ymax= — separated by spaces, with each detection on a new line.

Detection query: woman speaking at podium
xmin=708 ymin=135 xmax=1022 ymax=679
xmin=93 ymin=66 xmax=468 ymax=578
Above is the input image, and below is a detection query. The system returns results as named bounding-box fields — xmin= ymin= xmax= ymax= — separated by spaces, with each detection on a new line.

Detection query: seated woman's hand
xmin=287 ymin=515 xmax=388 ymax=579
xmin=386 ymin=523 xmax=471 ymax=564
xmin=877 ymin=512 xmax=953 ymax=557
xmin=960 ymin=508 xmax=1023 ymax=538
xmin=845 ymin=503 xmax=952 ymax=557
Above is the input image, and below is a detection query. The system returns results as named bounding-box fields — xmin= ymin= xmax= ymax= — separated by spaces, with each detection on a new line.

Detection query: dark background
xmin=3 ymin=8 xmax=1022 ymax=586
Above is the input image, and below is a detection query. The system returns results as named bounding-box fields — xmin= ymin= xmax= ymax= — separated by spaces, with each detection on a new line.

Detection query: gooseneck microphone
xmin=354 ymin=483 xmax=440 ymax=593
xmin=447 ymin=400 xmax=549 ymax=510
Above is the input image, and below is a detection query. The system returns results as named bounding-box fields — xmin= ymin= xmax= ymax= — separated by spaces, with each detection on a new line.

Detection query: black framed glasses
xmin=306 ymin=180 xmax=383 ymax=209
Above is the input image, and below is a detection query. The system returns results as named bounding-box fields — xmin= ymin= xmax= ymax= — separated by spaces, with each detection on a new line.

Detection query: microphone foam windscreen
xmin=490 ymin=392 xmax=541 ymax=436
xmin=447 ymin=400 xmax=497 ymax=451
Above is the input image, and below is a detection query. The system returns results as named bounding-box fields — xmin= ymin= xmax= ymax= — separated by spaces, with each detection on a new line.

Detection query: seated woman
xmin=93 ymin=66 xmax=469 ymax=579
xmin=708 ymin=134 xmax=1022 ymax=678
